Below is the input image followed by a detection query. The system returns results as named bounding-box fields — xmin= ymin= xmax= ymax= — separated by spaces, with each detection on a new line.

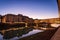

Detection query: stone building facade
xmin=0 ymin=14 xmax=59 ymax=24
xmin=1 ymin=14 xmax=34 ymax=24
xmin=34 ymin=18 xmax=60 ymax=24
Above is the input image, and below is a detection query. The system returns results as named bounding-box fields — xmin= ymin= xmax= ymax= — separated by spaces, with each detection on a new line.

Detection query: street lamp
xmin=57 ymin=0 xmax=60 ymax=18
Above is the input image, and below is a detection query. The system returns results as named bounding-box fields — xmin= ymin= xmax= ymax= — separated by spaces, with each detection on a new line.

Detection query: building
xmin=2 ymin=14 xmax=34 ymax=24
xmin=49 ymin=18 xmax=60 ymax=24
xmin=34 ymin=18 xmax=60 ymax=24
xmin=34 ymin=19 xmax=40 ymax=23
xmin=1 ymin=13 xmax=59 ymax=24
xmin=2 ymin=14 xmax=15 ymax=23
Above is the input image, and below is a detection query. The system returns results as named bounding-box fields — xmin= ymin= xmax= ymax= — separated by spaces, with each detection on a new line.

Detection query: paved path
xmin=51 ymin=27 xmax=60 ymax=40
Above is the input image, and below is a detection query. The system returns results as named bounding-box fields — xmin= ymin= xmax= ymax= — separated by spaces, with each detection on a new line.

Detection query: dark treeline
xmin=0 ymin=22 xmax=52 ymax=30
xmin=0 ymin=23 xmax=10 ymax=30
xmin=0 ymin=22 xmax=36 ymax=30
xmin=0 ymin=23 xmax=25 ymax=30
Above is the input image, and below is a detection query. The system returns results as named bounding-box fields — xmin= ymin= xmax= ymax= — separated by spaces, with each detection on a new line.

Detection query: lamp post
xmin=57 ymin=0 xmax=60 ymax=24
xmin=57 ymin=0 xmax=60 ymax=18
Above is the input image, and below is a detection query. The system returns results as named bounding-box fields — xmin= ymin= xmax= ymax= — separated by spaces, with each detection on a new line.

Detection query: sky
xmin=0 ymin=0 xmax=58 ymax=19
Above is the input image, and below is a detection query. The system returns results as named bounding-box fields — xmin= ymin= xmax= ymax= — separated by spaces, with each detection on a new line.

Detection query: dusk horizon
xmin=0 ymin=13 xmax=59 ymax=19
xmin=0 ymin=0 xmax=59 ymax=19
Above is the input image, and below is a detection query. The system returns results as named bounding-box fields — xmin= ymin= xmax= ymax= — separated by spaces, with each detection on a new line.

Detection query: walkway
xmin=51 ymin=27 xmax=60 ymax=40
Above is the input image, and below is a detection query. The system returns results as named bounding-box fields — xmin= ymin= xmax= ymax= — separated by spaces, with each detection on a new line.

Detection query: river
xmin=0 ymin=24 xmax=60 ymax=40
xmin=0 ymin=29 xmax=44 ymax=40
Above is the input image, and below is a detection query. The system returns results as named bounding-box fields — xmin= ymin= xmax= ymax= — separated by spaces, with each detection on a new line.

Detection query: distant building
xmin=1 ymin=14 xmax=59 ymax=24
xmin=34 ymin=19 xmax=40 ymax=23
xmin=2 ymin=14 xmax=15 ymax=23
xmin=34 ymin=18 xmax=60 ymax=24
xmin=48 ymin=18 xmax=60 ymax=24
xmin=2 ymin=14 xmax=34 ymax=24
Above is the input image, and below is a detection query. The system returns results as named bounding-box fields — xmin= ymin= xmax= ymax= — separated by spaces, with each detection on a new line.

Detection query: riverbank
xmin=19 ymin=27 xmax=59 ymax=40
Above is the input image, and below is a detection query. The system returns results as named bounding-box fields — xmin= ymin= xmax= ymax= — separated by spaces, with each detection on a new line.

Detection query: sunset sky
xmin=0 ymin=0 xmax=58 ymax=19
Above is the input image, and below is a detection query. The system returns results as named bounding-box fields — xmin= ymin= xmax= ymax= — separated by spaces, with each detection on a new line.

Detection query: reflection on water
xmin=0 ymin=28 xmax=43 ymax=40
xmin=20 ymin=29 xmax=43 ymax=38
xmin=3 ymin=28 xmax=33 ymax=39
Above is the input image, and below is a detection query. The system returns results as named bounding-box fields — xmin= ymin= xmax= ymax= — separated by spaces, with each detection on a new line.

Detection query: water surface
xmin=0 ymin=29 xmax=43 ymax=40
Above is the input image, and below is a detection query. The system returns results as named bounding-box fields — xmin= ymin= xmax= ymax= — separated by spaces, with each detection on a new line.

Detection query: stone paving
xmin=51 ymin=27 xmax=60 ymax=40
